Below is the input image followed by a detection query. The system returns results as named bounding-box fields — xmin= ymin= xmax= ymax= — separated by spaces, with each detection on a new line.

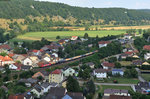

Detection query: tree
xmin=84 ymin=33 xmax=89 ymax=39
xmin=66 ymin=76 xmax=80 ymax=92
xmin=86 ymin=80 xmax=95 ymax=94
xmin=138 ymin=29 xmax=142 ymax=34
xmin=115 ymin=62 xmax=121 ymax=68
xmin=56 ymin=35 xmax=60 ymax=39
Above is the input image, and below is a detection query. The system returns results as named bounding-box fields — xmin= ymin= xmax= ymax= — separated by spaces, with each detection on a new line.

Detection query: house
xmin=29 ymin=56 xmax=40 ymax=67
xmin=32 ymin=71 xmax=49 ymax=81
xmin=12 ymin=54 xmax=26 ymax=62
xmin=31 ymin=84 xmax=44 ymax=98
xmin=44 ymin=87 xmax=66 ymax=99
xmin=124 ymin=51 xmax=134 ymax=57
xmin=132 ymin=55 xmax=139 ymax=58
xmin=0 ymin=56 xmax=14 ymax=66
xmin=98 ymin=41 xmax=111 ymax=48
xmin=71 ymin=36 xmax=78 ymax=40
xmin=32 ymin=49 xmax=43 ymax=56
xmin=143 ymin=45 xmax=150 ymax=51
xmin=80 ymin=38 xmax=88 ymax=42
xmin=49 ymin=69 xmax=64 ymax=84
xmin=112 ymin=69 xmax=124 ymax=76
xmin=124 ymin=33 xmax=132 ymax=39
xmin=23 ymin=57 xmax=33 ymax=66
xmin=144 ymin=53 xmax=150 ymax=60
xmin=132 ymin=60 xmax=143 ymax=66
xmin=9 ymin=64 xmax=18 ymax=70
xmin=88 ymin=44 xmax=93 ymax=48
xmin=41 ymin=82 xmax=51 ymax=93
xmin=63 ymin=67 xmax=75 ymax=77
xmin=134 ymin=82 xmax=150 ymax=94
xmin=18 ymin=78 xmax=38 ymax=87
xmin=0 ymin=44 xmax=11 ymax=53
xmin=24 ymin=92 xmax=34 ymax=99
xmin=104 ymin=89 xmax=130 ymax=97
xmin=108 ymin=95 xmax=132 ymax=99
xmin=93 ymin=69 xmax=107 ymax=78
xmin=120 ymin=53 xmax=128 ymax=59
xmin=64 ymin=92 xmax=85 ymax=99
xmin=58 ymin=39 xmax=66 ymax=45
xmin=21 ymin=65 xmax=32 ymax=71
xmin=101 ymin=62 xmax=115 ymax=70
xmin=43 ymin=56 xmax=51 ymax=62
xmin=8 ymin=94 xmax=24 ymax=99
xmin=142 ymin=62 xmax=150 ymax=65
xmin=85 ymin=62 xmax=95 ymax=69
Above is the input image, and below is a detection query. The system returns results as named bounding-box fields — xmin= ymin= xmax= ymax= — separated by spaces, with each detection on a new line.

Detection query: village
xmin=0 ymin=31 xmax=150 ymax=99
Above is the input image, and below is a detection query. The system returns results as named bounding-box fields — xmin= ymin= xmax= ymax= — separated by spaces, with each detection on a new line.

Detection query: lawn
xmin=119 ymin=61 xmax=132 ymax=66
xmin=16 ymin=30 xmax=125 ymax=41
xmin=141 ymin=73 xmax=150 ymax=81
xmin=96 ymin=77 xmax=139 ymax=84
xmin=99 ymin=85 xmax=133 ymax=93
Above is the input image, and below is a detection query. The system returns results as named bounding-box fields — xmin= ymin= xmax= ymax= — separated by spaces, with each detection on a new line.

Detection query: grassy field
xmin=97 ymin=77 xmax=139 ymax=84
xmin=141 ymin=74 xmax=150 ymax=81
xmin=119 ymin=61 xmax=132 ymax=66
xmin=99 ymin=85 xmax=133 ymax=93
xmin=16 ymin=30 xmax=125 ymax=41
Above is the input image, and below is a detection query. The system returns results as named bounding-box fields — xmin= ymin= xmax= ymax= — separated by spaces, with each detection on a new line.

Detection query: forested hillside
xmin=1 ymin=0 xmax=150 ymax=26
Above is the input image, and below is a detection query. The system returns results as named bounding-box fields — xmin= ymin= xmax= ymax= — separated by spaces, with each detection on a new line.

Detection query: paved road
xmin=135 ymin=68 xmax=145 ymax=82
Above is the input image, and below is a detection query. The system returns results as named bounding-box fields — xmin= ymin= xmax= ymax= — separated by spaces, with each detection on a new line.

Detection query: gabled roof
xmin=104 ymin=89 xmax=128 ymax=94
xmin=0 ymin=56 xmax=13 ymax=61
xmin=109 ymin=95 xmax=132 ymax=99
xmin=98 ymin=41 xmax=111 ymax=44
xmin=8 ymin=95 xmax=24 ymax=99
xmin=94 ymin=69 xmax=107 ymax=73
xmin=143 ymin=45 xmax=150 ymax=51
xmin=67 ymin=92 xmax=84 ymax=99
xmin=112 ymin=69 xmax=123 ymax=72
xmin=102 ymin=62 xmax=115 ymax=67
xmin=0 ymin=44 xmax=11 ymax=50
xmin=124 ymin=51 xmax=133 ymax=55
xmin=52 ymin=69 xmax=61 ymax=74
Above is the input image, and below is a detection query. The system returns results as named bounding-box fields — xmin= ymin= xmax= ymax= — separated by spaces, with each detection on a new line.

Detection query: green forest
xmin=1 ymin=0 xmax=150 ymax=26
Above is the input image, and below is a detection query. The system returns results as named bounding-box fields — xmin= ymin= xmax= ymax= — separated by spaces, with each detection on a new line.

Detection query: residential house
xmin=98 ymin=41 xmax=111 ymax=48
xmin=0 ymin=44 xmax=11 ymax=53
xmin=32 ymin=71 xmax=49 ymax=81
xmin=80 ymin=38 xmax=88 ymax=42
xmin=18 ymin=78 xmax=38 ymax=87
xmin=142 ymin=62 xmax=150 ymax=66
xmin=143 ymin=45 xmax=150 ymax=51
xmin=41 ymin=82 xmax=51 ymax=93
xmin=32 ymin=49 xmax=43 ymax=56
xmin=0 ymin=56 xmax=14 ymax=66
xmin=93 ymin=69 xmax=107 ymax=78
xmin=12 ymin=54 xmax=26 ymax=62
xmin=29 ymin=56 xmax=40 ymax=67
xmin=124 ymin=51 xmax=134 ymax=57
xmin=132 ymin=60 xmax=143 ymax=66
xmin=134 ymin=82 xmax=150 ymax=94
xmin=63 ymin=92 xmax=85 ymax=99
xmin=49 ymin=69 xmax=64 ymax=84
xmin=108 ymin=95 xmax=132 ymax=99
xmin=144 ymin=53 xmax=150 ymax=60
xmin=132 ymin=55 xmax=139 ymax=59
xmin=23 ymin=57 xmax=33 ymax=66
xmin=112 ymin=69 xmax=124 ymax=76
xmin=104 ymin=89 xmax=130 ymax=97
xmin=88 ymin=44 xmax=93 ymax=48
xmin=120 ymin=53 xmax=128 ymax=59
xmin=85 ymin=62 xmax=95 ymax=69
xmin=58 ymin=39 xmax=66 ymax=45
xmin=9 ymin=64 xmax=18 ymax=70
xmin=101 ymin=62 xmax=115 ymax=70
xmin=31 ymin=84 xmax=44 ymax=98
xmin=21 ymin=65 xmax=32 ymax=71
xmin=124 ymin=33 xmax=132 ymax=39
xmin=8 ymin=95 xmax=24 ymax=99
xmin=71 ymin=36 xmax=78 ymax=41
xmin=63 ymin=67 xmax=75 ymax=77
xmin=44 ymin=87 xmax=66 ymax=99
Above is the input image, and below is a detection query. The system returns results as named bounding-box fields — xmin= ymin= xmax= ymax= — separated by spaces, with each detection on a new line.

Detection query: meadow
xmin=16 ymin=30 xmax=125 ymax=41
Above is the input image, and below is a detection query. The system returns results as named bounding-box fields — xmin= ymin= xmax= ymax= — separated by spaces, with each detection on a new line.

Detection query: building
xmin=144 ymin=53 xmax=150 ymax=60
xmin=49 ymin=69 xmax=63 ymax=83
xmin=31 ymin=84 xmax=44 ymax=98
xmin=134 ymin=82 xmax=150 ymax=94
xmin=63 ymin=67 xmax=75 ymax=77
xmin=98 ymin=41 xmax=111 ymax=48
xmin=23 ymin=57 xmax=33 ymax=66
xmin=102 ymin=62 xmax=115 ymax=70
xmin=132 ymin=60 xmax=143 ymax=66
xmin=32 ymin=71 xmax=49 ymax=81
xmin=93 ymin=69 xmax=107 ymax=78
xmin=104 ymin=89 xmax=130 ymax=97
xmin=143 ymin=45 xmax=150 ymax=51
xmin=112 ymin=69 xmax=124 ymax=76
xmin=85 ymin=62 xmax=95 ymax=69
xmin=108 ymin=95 xmax=132 ymax=99
xmin=0 ymin=56 xmax=14 ymax=66
xmin=71 ymin=36 xmax=78 ymax=41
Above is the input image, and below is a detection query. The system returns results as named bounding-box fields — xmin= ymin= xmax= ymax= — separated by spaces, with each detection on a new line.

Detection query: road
xmin=135 ymin=68 xmax=145 ymax=82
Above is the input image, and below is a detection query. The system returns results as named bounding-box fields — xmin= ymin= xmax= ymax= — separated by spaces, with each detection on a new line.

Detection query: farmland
xmin=16 ymin=30 xmax=125 ymax=41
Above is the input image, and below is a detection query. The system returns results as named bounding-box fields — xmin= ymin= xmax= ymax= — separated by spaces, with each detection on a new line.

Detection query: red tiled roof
xmin=98 ymin=41 xmax=111 ymax=44
xmin=32 ymin=50 xmax=38 ymax=53
xmin=124 ymin=51 xmax=133 ymax=55
xmin=0 ymin=56 xmax=13 ymax=61
xmin=102 ymin=62 xmax=115 ymax=67
xmin=8 ymin=53 xmax=15 ymax=57
xmin=0 ymin=44 xmax=11 ymax=49
xmin=52 ymin=69 xmax=61 ymax=74
xmin=143 ymin=45 xmax=150 ymax=51
xmin=8 ymin=95 xmax=24 ymax=99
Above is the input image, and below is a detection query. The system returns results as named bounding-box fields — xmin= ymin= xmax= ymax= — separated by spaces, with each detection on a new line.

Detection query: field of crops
xmin=16 ymin=30 xmax=125 ymax=41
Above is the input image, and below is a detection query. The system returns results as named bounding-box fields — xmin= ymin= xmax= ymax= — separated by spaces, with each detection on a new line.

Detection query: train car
xmin=40 ymin=63 xmax=51 ymax=68
xmin=65 ymin=58 xmax=72 ymax=61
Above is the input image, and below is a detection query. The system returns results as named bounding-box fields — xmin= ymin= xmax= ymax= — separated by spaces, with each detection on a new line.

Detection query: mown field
xmin=16 ymin=30 xmax=125 ymax=41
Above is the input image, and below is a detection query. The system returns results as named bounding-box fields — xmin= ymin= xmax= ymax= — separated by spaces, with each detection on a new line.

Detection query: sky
xmin=38 ymin=0 xmax=150 ymax=9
